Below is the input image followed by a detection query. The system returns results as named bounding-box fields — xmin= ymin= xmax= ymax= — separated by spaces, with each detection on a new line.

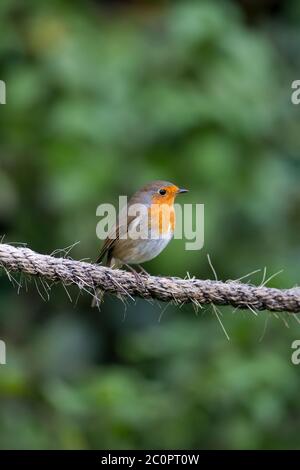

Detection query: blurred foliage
xmin=1 ymin=0 xmax=300 ymax=450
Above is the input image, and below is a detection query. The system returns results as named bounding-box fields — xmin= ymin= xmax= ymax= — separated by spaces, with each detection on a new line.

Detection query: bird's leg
xmin=137 ymin=264 xmax=149 ymax=276
xmin=124 ymin=263 xmax=141 ymax=280
xmin=124 ymin=264 xmax=147 ymax=292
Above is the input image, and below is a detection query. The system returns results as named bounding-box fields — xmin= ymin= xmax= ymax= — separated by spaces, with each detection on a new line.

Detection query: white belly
xmin=113 ymin=233 xmax=173 ymax=264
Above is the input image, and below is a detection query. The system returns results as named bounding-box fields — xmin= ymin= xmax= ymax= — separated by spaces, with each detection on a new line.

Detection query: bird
xmin=92 ymin=180 xmax=188 ymax=306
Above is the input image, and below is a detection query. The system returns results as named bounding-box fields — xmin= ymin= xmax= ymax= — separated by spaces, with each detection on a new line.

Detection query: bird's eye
xmin=159 ymin=188 xmax=167 ymax=196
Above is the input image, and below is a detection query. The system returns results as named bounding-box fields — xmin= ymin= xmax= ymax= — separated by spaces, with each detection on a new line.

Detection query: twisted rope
xmin=0 ymin=243 xmax=299 ymax=312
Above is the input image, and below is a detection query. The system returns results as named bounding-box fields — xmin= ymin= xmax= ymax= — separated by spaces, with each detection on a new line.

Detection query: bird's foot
xmin=125 ymin=264 xmax=148 ymax=293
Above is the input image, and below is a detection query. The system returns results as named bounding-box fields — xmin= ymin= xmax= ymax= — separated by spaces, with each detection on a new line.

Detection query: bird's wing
xmin=95 ymin=208 xmax=137 ymax=264
xmin=95 ymin=230 xmax=118 ymax=264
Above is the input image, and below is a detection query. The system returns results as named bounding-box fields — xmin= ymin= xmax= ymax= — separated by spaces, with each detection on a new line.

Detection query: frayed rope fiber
xmin=0 ymin=243 xmax=300 ymax=312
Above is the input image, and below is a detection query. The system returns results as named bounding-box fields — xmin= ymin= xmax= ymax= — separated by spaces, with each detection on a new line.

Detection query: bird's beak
xmin=178 ymin=188 xmax=188 ymax=194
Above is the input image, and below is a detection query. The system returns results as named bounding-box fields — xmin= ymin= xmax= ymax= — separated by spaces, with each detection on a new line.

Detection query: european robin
xmin=92 ymin=180 xmax=188 ymax=306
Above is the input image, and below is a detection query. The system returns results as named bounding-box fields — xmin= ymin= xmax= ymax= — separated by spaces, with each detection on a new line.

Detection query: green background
xmin=0 ymin=0 xmax=300 ymax=449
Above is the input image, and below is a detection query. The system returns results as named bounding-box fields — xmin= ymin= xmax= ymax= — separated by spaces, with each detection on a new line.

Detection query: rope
xmin=0 ymin=243 xmax=299 ymax=312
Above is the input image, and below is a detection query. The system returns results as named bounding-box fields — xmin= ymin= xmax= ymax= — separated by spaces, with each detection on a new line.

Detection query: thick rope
xmin=0 ymin=243 xmax=299 ymax=312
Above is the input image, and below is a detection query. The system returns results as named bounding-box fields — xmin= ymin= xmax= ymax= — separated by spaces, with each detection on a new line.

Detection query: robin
xmin=92 ymin=180 xmax=188 ymax=306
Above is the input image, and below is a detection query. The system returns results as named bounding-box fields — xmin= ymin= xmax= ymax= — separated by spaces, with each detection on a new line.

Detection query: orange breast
xmin=148 ymin=201 xmax=175 ymax=236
